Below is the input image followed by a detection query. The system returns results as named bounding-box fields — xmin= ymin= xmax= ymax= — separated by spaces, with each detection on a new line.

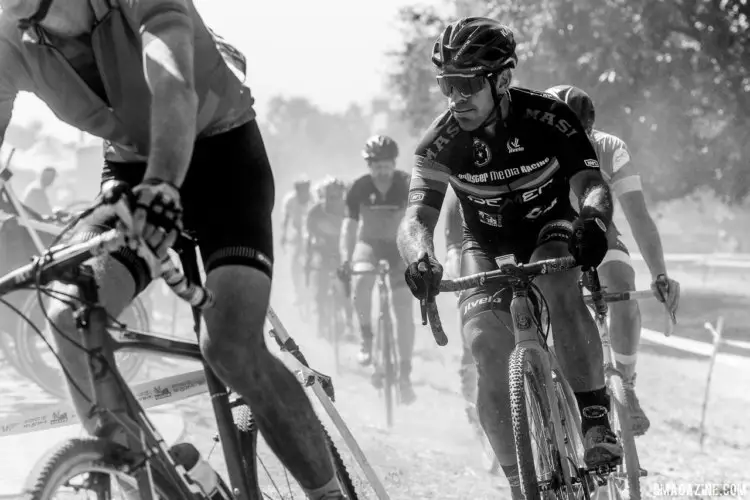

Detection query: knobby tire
xmin=234 ymin=404 xmax=359 ymax=499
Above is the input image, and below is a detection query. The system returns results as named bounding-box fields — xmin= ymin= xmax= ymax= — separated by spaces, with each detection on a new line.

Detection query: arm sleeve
xmin=118 ymin=0 xmax=192 ymax=36
xmin=546 ymin=100 xmax=602 ymax=178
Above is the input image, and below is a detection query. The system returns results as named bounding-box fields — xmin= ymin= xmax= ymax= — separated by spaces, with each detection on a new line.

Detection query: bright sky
xmin=10 ymin=0 xmax=443 ymax=142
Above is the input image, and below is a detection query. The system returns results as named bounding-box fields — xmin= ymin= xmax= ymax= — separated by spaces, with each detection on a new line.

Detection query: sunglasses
xmin=436 ymin=73 xmax=490 ymax=98
xmin=17 ymin=0 xmax=55 ymax=30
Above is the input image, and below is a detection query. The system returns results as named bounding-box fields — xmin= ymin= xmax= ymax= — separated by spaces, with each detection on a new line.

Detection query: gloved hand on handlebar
xmin=404 ymin=252 xmax=443 ymax=301
xmin=569 ymin=207 xmax=609 ymax=269
xmin=127 ymin=178 xmax=183 ymax=258
xmin=652 ymin=273 xmax=680 ymax=322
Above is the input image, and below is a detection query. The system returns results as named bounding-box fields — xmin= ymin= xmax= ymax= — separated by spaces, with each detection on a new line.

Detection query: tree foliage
xmin=388 ymin=0 xmax=750 ymax=203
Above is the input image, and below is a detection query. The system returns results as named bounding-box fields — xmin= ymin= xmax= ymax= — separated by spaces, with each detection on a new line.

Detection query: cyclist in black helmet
xmin=547 ymin=84 xmax=680 ymax=437
xmin=339 ymin=134 xmax=418 ymax=404
xmin=397 ymin=17 xmax=622 ymax=496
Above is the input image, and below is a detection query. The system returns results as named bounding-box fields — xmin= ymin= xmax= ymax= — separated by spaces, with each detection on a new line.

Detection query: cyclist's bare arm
xmin=570 ymin=169 xmax=613 ymax=224
xmin=137 ymin=1 xmax=198 ymax=186
xmin=340 ymin=188 xmax=359 ymax=262
xmin=397 ymin=158 xmax=449 ymax=263
xmin=0 ymin=67 xmax=18 ymax=149
xmin=612 ymin=163 xmax=667 ymax=277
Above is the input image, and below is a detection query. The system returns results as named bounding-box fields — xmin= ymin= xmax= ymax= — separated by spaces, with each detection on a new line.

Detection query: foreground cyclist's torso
xmin=0 ymin=0 xmax=254 ymax=162
xmin=412 ymin=87 xmax=599 ymax=243
xmin=346 ymin=171 xmax=410 ymax=243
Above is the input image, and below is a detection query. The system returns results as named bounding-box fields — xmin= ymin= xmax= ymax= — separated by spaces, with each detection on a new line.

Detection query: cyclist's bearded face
xmin=369 ymin=160 xmax=396 ymax=186
xmin=443 ymin=76 xmax=494 ymax=131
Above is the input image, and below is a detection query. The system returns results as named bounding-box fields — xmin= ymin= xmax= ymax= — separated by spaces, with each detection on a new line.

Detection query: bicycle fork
xmin=509 ymin=292 xmax=578 ymax=493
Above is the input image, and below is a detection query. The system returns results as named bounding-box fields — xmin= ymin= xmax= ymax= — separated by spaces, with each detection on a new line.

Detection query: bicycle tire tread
xmin=509 ymin=347 xmax=543 ymax=500
xmin=234 ymin=403 xmax=359 ymax=499
xmin=608 ymin=373 xmax=642 ymax=500
xmin=23 ymin=437 xmax=180 ymax=500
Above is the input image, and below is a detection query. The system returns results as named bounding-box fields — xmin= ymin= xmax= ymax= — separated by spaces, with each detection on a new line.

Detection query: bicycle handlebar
xmin=421 ymin=256 xmax=579 ymax=346
xmin=0 ymin=199 xmax=214 ymax=310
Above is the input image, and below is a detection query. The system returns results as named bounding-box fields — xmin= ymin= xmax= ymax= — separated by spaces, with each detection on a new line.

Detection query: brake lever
xmin=417 ymin=257 xmax=430 ymax=326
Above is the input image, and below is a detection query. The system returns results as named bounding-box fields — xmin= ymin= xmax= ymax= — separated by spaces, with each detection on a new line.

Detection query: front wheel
xmin=234 ymin=404 xmax=358 ymax=499
xmin=604 ymin=370 xmax=642 ymax=500
xmin=23 ymin=438 xmax=181 ymax=499
xmin=509 ymin=346 xmax=577 ymax=500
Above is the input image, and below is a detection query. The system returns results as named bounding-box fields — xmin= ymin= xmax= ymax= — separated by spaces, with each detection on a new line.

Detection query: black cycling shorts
xmin=352 ymin=239 xmax=407 ymax=288
xmin=457 ymin=216 xmax=574 ymax=326
xmin=73 ymin=120 xmax=275 ymax=294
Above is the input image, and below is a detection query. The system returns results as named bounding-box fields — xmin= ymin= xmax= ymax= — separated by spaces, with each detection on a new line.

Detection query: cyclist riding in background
xmin=0 ymin=0 xmax=346 ymax=498
xmin=339 ymin=134 xmax=417 ymax=405
xmin=306 ymin=175 xmax=354 ymax=337
xmin=397 ymin=18 xmax=622 ymax=497
xmin=547 ymin=84 xmax=681 ymax=436
xmin=282 ymin=177 xmax=314 ymax=306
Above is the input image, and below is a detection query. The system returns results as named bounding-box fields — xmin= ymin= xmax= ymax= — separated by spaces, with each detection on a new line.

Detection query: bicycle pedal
xmin=639 ymin=467 xmax=648 ymax=477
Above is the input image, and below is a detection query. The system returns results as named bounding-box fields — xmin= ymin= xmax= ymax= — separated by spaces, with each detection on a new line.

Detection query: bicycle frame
xmin=506 ymin=279 xmax=581 ymax=492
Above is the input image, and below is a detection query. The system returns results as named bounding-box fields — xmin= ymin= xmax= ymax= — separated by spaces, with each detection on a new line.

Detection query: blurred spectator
xmin=22 ymin=166 xmax=57 ymax=215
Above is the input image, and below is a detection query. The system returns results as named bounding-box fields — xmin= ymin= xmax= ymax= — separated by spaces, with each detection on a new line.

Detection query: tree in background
xmin=388 ymin=0 xmax=750 ymax=204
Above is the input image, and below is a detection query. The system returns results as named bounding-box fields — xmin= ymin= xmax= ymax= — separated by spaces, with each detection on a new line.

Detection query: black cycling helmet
xmin=432 ymin=17 xmax=518 ymax=75
xmin=362 ymin=135 xmax=399 ymax=162
xmin=546 ymin=85 xmax=596 ymax=132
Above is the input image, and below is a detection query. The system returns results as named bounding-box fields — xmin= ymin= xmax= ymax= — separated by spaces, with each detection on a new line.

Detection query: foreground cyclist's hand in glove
xmin=404 ymin=253 xmax=443 ymax=301
xmin=569 ymin=208 xmax=609 ymax=269
xmin=129 ymin=179 xmax=183 ymax=258
xmin=652 ymin=274 xmax=680 ymax=321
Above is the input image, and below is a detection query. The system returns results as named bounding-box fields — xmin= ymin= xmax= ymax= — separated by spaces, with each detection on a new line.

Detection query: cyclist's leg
xmin=458 ymin=238 xmax=520 ymax=497
xmin=530 ymin=220 xmax=621 ymax=467
xmin=352 ymin=241 xmax=377 ymax=365
xmin=186 ymin=122 xmax=341 ymax=498
xmin=44 ymin=164 xmax=152 ymax=442
xmin=384 ymin=241 xmax=417 ymax=403
xmin=459 ymin=319 xmax=478 ymax=421
xmin=598 ymin=239 xmax=649 ymax=434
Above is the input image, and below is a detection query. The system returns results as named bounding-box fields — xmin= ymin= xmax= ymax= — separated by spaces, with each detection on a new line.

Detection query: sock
xmin=614 ymin=351 xmax=637 ymax=379
xmin=304 ymin=475 xmax=342 ymax=500
xmin=501 ymin=463 xmax=523 ymax=499
xmin=575 ymin=387 xmax=611 ymax=435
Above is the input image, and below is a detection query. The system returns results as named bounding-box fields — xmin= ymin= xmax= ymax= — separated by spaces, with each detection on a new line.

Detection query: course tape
xmin=0 ymin=369 xmax=208 ymax=438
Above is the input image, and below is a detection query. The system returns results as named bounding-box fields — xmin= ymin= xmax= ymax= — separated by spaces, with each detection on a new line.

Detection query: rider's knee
xmin=462 ymin=310 xmax=514 ymax=382
xmin=202 ymin=265 xmax=271 ymax=366
xmin=598 ymin=260 xmax=639 ymax=322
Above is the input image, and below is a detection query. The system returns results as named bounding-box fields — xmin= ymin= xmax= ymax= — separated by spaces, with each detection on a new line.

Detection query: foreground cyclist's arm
xmin=126 ymin=0 xmax=198 ymax=186
xmin=443 ymin=186 xmax=463 ymax=278
xmin=0 ymin=46 xmax=18 ymax=151
xmin=549 ymin=102 xmax=613 ymax=226
xmin=397 ymin=156 xmax=450 ymax=263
